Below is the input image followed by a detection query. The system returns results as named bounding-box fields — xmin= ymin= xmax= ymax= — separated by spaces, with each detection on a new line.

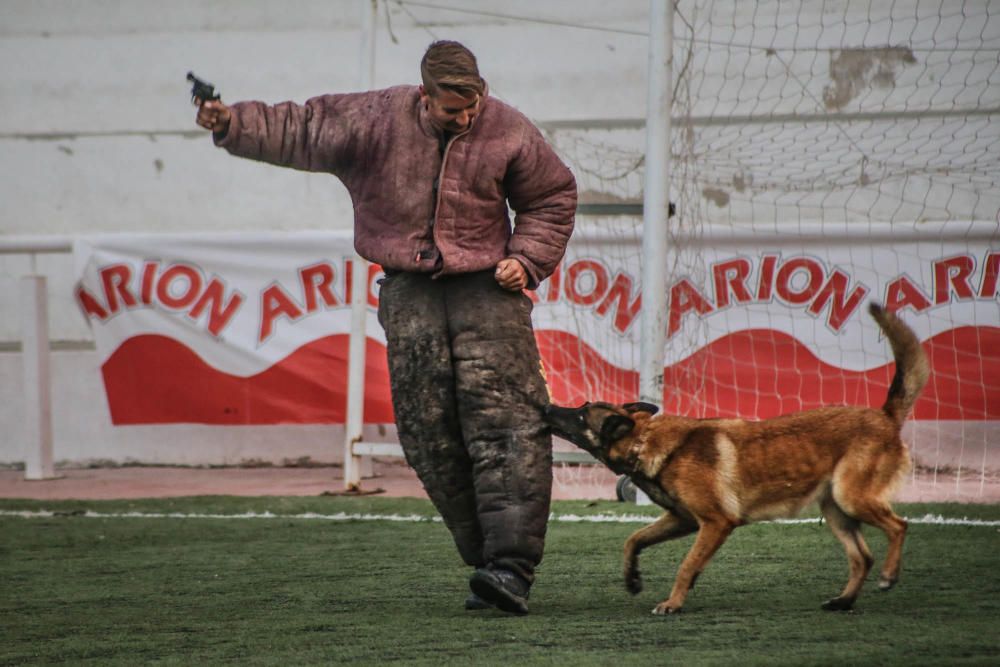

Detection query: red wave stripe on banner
xmin=103 ymin=327 xmax=999 ymax=425
xmin=537 ymin=326 xmax=1000 ymax=421
xmin=102 ymin=334 xmax=394 ymax=425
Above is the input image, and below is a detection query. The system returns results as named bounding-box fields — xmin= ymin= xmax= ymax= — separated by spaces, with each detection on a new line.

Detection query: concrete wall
xmin=0 ymin=0 xmax=651 ymax=466
xmin=1 ymin=0 xmax=997 ymax=468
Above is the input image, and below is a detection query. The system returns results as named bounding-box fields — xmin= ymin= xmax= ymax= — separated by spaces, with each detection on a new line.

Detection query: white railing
xmin=0 ymin=221 xmax=1000 ymax=488
xmin=6 ymin=221 xmax=993 ymax=483
xmin=0 ymin=235 xmax=73 ymax=479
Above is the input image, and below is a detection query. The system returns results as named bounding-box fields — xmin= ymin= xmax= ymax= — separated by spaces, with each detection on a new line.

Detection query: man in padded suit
xmin=195 ymin=40 xmax=576 ymax=615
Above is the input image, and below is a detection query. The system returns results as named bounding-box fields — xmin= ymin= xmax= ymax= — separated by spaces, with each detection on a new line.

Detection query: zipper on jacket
xmin=426 ymin=109 xmax=476 ymax=267
xmin=419 ymin=135 xmax=453 ymax=263
xmin=432 ymin=137 xmax=452 ymax=227
xmin=432 ymin=125 xmax=472 ymax=227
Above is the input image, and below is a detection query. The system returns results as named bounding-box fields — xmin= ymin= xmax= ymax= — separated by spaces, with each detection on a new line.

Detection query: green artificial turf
xmin=2 ymin=497 xmax=998 ymax=666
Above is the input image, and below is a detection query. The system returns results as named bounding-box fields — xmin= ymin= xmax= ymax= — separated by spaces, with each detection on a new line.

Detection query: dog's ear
xmin=600 ymin=415 xmax=635 ymax=444
xmin=623 ymin=402 xmax=659 ymax=416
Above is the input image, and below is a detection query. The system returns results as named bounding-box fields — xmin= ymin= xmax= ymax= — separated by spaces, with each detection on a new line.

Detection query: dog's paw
xmin=624 ymin=570 xmax=643 ymax=595
xmin=652 ymin=602 xmax=682 ymax=615
xmin=821 ymin=596 xmax=855 ymax=611
xmin=878 ymin=576 xmax=898 ymax=591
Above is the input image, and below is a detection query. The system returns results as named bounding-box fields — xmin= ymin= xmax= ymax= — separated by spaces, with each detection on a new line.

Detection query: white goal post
xmin=342 ymin=1 xmax=999 ymax=496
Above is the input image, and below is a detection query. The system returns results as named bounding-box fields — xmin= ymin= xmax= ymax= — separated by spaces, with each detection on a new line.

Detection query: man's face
xmin=421 ymin=86 xmax=481 ymax=133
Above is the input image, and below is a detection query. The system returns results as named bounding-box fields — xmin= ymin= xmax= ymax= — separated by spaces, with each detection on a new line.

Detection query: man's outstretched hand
xmin=195 ymin=99 xmax=231 ymax=135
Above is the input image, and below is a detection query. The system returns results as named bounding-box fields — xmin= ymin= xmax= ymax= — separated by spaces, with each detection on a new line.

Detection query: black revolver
xmin=187 ymin=71 xmax=220 ymax=105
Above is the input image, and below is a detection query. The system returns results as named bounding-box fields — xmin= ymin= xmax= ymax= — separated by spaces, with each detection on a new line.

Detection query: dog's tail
xmin=869 ymin=302 xmax=930 ymax=426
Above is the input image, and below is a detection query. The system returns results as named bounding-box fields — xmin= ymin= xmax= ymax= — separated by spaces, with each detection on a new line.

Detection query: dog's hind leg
xmin=819 ymin=495 xmax=874 ymax=611
xmin=846 ymin=500 xmax=908 ymax=591
xmin=653 ymin=518 xmax=734 ymax=615
xmin=623 ymin=511 xmax=697 ymax=596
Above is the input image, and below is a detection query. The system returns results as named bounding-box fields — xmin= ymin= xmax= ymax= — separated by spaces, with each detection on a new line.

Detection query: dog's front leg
xmin=623 ymin=511 xmax=697 ymax=595
xmin=653 ymin=519 xmax=734 ymax=615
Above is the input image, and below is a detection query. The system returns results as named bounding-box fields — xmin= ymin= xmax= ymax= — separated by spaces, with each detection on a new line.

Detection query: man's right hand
xmin=196 ymin=99 xmax=231 ymax=134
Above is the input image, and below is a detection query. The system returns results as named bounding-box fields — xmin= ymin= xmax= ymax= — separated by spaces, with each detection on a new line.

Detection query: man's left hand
xmin=495 ymin=258 xmax=528 ymax=291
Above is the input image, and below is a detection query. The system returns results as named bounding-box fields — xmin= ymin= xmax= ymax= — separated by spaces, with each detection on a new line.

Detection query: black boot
xmin=469 ymin=567 xmax=531 ymax=615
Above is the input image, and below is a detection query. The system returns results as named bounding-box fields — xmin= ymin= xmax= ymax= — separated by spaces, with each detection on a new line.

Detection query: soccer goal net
xmin=537 ymin=0 xmax=999 ymax=499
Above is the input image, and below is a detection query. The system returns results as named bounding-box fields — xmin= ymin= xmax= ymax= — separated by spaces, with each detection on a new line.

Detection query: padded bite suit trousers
xmin=377 ymin=270 xmax=552 ymax=582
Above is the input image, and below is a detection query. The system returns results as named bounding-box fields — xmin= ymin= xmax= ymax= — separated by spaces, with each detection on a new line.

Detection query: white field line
xmin=2 ymin=510 xmax=999 ymax=527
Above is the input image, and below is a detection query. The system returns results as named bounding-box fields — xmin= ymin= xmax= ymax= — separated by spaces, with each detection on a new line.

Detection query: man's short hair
xmin=420 ymin=40 xmax=485 ymax=98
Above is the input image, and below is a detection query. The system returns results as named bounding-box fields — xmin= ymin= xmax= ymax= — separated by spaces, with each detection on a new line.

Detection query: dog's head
xmin=544 ymin=401 xmax=660 ymax=466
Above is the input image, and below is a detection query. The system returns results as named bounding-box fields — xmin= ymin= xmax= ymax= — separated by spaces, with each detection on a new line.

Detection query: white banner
xmin=74 ymin=231 xmax=391 ymax=424
xmin=74 ymin=225 xmax=999 ymax=424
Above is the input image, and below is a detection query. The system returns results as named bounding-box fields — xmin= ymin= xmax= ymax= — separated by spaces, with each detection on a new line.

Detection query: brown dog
xmin=544 ymin=303 xmax=929 ymax=614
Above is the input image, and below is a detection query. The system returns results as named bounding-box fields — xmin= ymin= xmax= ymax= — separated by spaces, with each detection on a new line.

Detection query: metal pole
xmin=343 ymin=0 xmax=378 ymax=490
xmin=22 ymin=273 xmax=56 ymax=479
xmin=639 ymin=0 xmax=674 ymax=406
